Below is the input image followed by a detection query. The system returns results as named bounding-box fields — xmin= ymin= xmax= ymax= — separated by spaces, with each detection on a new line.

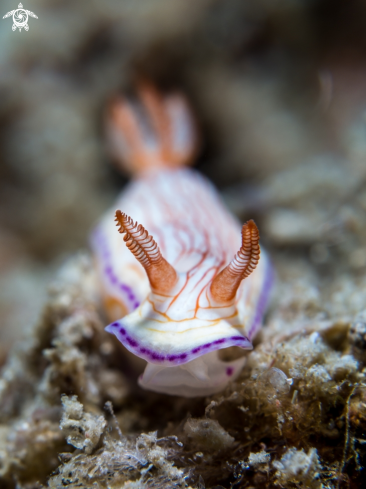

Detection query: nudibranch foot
xmin=138 ymin=351 xmax=247 ymax=397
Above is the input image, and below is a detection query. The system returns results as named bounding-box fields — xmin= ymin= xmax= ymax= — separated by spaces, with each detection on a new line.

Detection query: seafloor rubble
xmin=0 ymin=248 xmax=365 ymax=488
xmin=1 ymin=1 xmax=366 ymax=488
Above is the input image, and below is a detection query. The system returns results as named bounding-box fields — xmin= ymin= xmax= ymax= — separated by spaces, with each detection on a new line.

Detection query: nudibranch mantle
xmin=92 ymin=83 xmax=273 ymax=397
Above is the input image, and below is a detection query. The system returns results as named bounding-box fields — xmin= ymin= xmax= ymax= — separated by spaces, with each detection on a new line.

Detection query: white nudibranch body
xmin=92 ymin=83 xmax=273 ymax=397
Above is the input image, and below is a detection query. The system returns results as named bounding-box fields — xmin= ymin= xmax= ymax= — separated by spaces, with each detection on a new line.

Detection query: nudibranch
xmin=92 ymin=83 xmax=273 ymax=397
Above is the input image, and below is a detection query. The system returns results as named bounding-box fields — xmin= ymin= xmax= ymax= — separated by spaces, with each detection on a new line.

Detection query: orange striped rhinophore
xmin=210 ymin=220 xmax=260 ymax=303
xmin=107 ymin=82 xmax=199 ymax=175
xmin=115 ymin=210 xmax=177 ymax=294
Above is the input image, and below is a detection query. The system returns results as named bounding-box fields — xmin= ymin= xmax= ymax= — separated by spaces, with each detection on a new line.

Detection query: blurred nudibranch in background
xmin=91 ymin=82 xmax=273 ymax=397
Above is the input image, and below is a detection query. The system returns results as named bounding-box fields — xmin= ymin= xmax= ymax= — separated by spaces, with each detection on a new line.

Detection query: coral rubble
xmin=1 ymin=1 xmax=366 ymax=488
xmin=0 ymin=250 xmax=365 ymax=488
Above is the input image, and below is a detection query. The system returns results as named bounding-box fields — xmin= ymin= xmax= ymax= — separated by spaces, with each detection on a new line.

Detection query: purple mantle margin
xmin=91 ymin=226 xmax=140 ymax=311
xmin=105 ymin=321 xmax=253 ymax=366
xmin=105 ymin=257 xmax=273 ymax=366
